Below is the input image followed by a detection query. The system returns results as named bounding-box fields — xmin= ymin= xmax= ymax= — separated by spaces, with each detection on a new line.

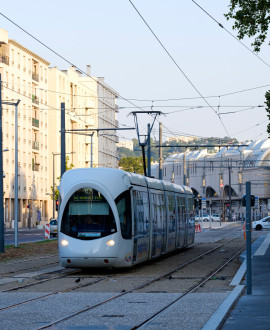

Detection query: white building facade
xmin=0 ymin=28 xmax=119 ymax=227
xmin=159 ymin=139 xmax=270 ymax=220
xmin=0 ymin=28 xmax=50 ymax=228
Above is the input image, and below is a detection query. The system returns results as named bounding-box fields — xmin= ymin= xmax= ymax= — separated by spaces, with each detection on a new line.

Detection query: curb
xmin=203 ymin=234 xmax=269 ymax=330
xmin=202 ymin=285 xmax=245 ymax=330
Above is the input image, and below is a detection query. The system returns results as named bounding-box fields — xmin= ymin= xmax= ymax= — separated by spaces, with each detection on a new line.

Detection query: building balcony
xmin=32 ymin=95 xmax=39 ymax=105
xmin=0 ymin=54 xmax=9 ymax=65
xmin=32 ymin=141 xmax=39 ymax=150
xmin=32 ymin=73 xmax=39 ymax=82
xmin=32 ymin=164 xmax=39 ymax=172
xmin=32 ymin=118 xmax=39 ymax=128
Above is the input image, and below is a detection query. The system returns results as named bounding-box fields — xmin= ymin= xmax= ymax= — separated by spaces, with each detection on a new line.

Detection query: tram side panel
xmin=175 ymin=194 xmax=187 ymax=248
xmin=187 ymin=195 xmax=195 ymax=245
xmin=132 ymin=187 xmax=150 ymax=264
xmin=166 ymin=191 xmax=176 ymax=252
xmin=149 ymin=190 xmax=163 ymax=258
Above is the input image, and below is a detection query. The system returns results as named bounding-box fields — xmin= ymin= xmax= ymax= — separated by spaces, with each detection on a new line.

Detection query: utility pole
xmin=14 ymin=100 xmax=20 ymax=246
xmin=0 ymin=74 xmax=4 ymax=253
xmin=159 ymin=122 xmax=162 ymax=180
xmin=228 ymin=159 xmax=232 ymax=221
xmin=183 ymin=151 xmax=187 ymax=185
xmin=130 ymin=111 xmax=162 ymax=177
xmin=90 ymin=132 xmax=94 ymax=167
xmin=246 ymin=182 xmax=252 ymax=294
xmin=147 ymin=123 xmax=151 ymax=177
xmin=61 ymin=103 xmax=66 ymax=177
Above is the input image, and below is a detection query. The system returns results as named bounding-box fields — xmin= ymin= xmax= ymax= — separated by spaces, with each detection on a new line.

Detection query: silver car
xmin=211 ymin=214 xmax=221 ymax=221
xmin=49 ymin=219 xmax=58 ymax=237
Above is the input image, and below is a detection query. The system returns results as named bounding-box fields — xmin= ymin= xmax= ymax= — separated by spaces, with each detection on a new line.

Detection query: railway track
xmin=0 ymin=235 xmax=245 ymax=329
xmin=0 ymin=254 xmax=59 ymax=277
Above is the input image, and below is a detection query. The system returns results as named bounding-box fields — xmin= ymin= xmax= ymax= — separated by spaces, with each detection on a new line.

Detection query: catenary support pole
xmin=52 ymin=153 xmax=55 ymax=219
xmin=228 ymin=160 xmax=232 ymax=221
xmin=0 ymin=74 xmax=4 ymax=253
xmin=14 ymin=100 xmax=20 ymax=247
xmin=147 ymin=123 xmax=151 ymax=177
xmin=61 ymin=103 xmax=66 ymax=177
xmin=246 ymin=181 xmax=252 ymax=295
xmin=159 ymin=122 xmax=162 ymax=180
xmin=142 ymin=145 xmax=147 ymax=177
xmin=90 ymin=133 xmax=94 ymax=167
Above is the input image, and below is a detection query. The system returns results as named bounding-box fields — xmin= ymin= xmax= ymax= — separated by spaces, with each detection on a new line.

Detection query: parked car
xmin=49 ymin=219 xmax=58 ymax=237
xmin=211 ymin=214 xmax=221 ymax=221
xmin=195 ymin=214 xmax=211 ymax=221
xmin=252 ymin=216 xmax=270 ymax=231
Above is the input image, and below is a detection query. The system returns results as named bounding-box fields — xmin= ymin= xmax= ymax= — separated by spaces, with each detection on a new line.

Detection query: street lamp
xmin=1 ymin=98 xmax=20 ymax=250
xmin=52 ymin=151 xmax=75 ymax=219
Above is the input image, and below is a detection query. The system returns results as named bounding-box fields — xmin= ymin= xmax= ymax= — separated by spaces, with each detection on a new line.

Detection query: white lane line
xmin=254 ymin=234 xmax=270 ymax=256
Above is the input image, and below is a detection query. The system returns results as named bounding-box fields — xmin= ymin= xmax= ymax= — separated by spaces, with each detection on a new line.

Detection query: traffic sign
xmin=202 ymin=198 xmax=206 ymax=209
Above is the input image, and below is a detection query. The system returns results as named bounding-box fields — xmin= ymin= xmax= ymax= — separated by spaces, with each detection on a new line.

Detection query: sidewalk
xmin=203 ymin=232 xmax=270 ymax=330
xmin=198 ymin=220 xmax=241 ymax=230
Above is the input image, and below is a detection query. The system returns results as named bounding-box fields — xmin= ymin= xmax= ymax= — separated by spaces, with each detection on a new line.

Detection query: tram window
xmin=115 ymin=190 xmax=132 ymax=239
xmin=60 ymin=188 xmax=116 ymax=240
xmin=167 ymin=195 xmax=176 ymax=233
xmin=133 ymin=190 xmax=149 ymax=236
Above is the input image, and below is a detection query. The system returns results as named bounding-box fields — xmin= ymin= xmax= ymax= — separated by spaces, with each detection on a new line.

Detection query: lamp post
xmin=2 ymin=100 xmax=20 ymax=247
xmin=52 ymin=151 xmax=75 ymax=219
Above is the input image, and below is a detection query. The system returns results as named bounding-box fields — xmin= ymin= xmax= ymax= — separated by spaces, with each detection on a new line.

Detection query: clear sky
xmin=1 ymin=0 xmax=270 ymax=143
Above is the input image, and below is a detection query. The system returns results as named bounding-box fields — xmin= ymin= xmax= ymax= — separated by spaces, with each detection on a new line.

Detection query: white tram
xmin=58 ymin=168 xmax=195 ymax=268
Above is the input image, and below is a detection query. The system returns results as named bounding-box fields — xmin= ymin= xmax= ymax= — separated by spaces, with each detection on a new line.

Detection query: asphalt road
xmin=4 ymin=228 xmax=55 ymax=245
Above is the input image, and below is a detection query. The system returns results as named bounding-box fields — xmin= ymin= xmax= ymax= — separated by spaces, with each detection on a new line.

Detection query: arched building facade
xmin=155 ymin=139 xmax=270 ymax=220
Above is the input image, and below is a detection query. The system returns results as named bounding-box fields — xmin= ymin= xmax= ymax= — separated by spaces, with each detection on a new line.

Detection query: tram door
xmin=176 ymin=195 xmax=186 ymax=248
xmin=132 ymin=189 xmax=149 ymax=264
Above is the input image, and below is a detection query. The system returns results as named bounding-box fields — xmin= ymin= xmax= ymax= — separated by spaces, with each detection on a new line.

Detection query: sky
xmin=1 ymin=0 xmax=270 ymax=144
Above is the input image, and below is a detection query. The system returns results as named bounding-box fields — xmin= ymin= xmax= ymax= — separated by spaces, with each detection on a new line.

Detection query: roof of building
xmin=163 ymin=139 xmax=270 ymax=165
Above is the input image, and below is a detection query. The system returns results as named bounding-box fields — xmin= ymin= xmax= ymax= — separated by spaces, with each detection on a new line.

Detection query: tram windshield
xmin=60 ymin=188 xmax=117 ymax=240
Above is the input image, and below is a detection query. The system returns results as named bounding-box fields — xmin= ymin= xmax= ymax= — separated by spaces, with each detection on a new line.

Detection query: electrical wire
xmin=191 ymin=0 xmax=270 ymax=69
xmin=128 ymin=0 xmax=230 ymax=136
xmin=0 ymin=12 xmax=151 ymax=117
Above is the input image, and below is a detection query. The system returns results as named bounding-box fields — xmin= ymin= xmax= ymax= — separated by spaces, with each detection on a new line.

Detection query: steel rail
xmin=35 ymin=236 xmax=242 ymax=329
xmin=131 ymin=245 xmax=246 ymax=329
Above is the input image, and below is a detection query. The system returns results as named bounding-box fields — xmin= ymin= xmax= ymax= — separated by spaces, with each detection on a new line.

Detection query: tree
xmin=265 ymin=91 xmax=270 ymax=135
xmin=226 ymin=1 xmax=270 ymax=135
xmin=118 ymin=156 xmax=145 ymax=175
xmin=225 ymin=0 xmax=270 ymax=52
xmin=50 ymin=156 xmax=74 ymax=200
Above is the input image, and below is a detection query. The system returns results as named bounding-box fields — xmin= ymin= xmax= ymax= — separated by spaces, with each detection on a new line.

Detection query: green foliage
xmin=265 ymin=91 xmax=270 ymax=136
xmin=118 ymin=156 xmax=145 ymax=175
xmin=225 ymin=0 xmax=270 ymax=52
xmin=50 ymin=156 xmax=74 ymax=200
xmin=117 ymin=147 xmax=135 ymax=158
xmin=117 ymin=137 xmax=239 ymax=164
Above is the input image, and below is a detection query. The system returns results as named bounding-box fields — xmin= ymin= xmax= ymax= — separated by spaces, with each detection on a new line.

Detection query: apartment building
xmin=47 ymin=66 xmax=119 ymax=219
xmin=0 ymin=28 xmax=50 ymax=228
xmin=80 ymin=70 xmax=119 ymax=168
xmin=0 ymin=28 xmax=119 ymax=227
xmin=47 ymin=65 xmax=98 ymax=218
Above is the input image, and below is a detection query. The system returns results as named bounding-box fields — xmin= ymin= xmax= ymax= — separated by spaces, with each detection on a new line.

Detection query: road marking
xmin=254 ymin=234 xmax=270 ymax=256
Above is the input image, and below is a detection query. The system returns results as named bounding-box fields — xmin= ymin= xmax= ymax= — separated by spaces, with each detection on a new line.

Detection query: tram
xmin=58 ymin=168 xmax=195 ymax=268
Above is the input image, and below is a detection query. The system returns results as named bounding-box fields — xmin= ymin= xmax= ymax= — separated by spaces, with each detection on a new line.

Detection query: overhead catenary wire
xmin=1 ymin=11 xmax=266 ymax=142
xmin=191 ymin=0 xmax=270 ymax=70
xmin=2 ymin=79 xmax=270 ymax=104
xmin=0 ymin=12 xmax=152 ymax=118
xmin=128 ymin=0 xmax=230 ymax=137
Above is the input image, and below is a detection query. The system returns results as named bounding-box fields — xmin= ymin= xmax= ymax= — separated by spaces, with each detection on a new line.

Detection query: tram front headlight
xmin=61 ymin=239 xmax=69 ymax=247
xmin=106 ymin=239 xmax=115 ymax=247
